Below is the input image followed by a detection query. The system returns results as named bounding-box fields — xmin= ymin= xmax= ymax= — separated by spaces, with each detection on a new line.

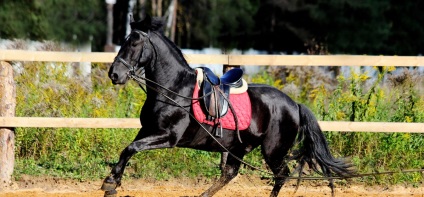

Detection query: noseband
xmin=115 ymin=30 xmax=149 ymax=77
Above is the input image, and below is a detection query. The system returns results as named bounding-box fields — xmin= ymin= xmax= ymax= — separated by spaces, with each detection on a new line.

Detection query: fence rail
xmin=2 ymin=50 xmax=424 ymax=66
xmin=0 ymin=50 xmax=423 ymax=134
xmin=0 ymin=117 xmax=423 ymax=133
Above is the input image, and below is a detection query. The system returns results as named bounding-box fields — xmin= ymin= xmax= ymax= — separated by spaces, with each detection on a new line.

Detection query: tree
xmin=2 ymin=0 xmax=423 ymax=54
xmin=176 ymin=0 xmax=259 ymax=50
xmin=253 ymin=0 xmax=424 ymax=55
xmin=384 ymin=0 xmax=424 ymax=55
xmin=253 ymin=0 xmax=312 ymax=53
xmin=0 ymin=0 xmax=106 ymax=51
xmin=310 ymin=0 xmax=391 ymax=54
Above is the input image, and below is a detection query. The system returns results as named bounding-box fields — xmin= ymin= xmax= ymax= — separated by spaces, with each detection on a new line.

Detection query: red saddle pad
xmin=192 ymin=81 xmax=252 ymax=130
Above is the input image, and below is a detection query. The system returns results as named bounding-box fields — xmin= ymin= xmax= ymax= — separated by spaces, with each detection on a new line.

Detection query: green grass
xmin=13 ymin=62 xmax=423 ymax=186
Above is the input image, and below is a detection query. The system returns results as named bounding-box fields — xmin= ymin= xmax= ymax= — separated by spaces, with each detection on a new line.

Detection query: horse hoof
xmin=101 ymin=182 xmax=117 ymax=191
xmin=104 ymin=189 xmax=117 ymax=197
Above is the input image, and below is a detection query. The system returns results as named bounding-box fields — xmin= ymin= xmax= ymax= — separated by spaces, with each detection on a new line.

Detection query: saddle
xmin=193 ymin=67 xmax=250 ymax=141
xmin=200 ymin=67 xmax=244 ymax=119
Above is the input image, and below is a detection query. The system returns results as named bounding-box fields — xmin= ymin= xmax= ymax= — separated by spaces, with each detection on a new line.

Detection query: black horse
xmin=102 ymin=15 xmax=353 ymax=197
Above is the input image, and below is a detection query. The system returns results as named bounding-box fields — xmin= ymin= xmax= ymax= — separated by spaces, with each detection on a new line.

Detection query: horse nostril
xmin=110 ymin=73 xmax=119 ymax=81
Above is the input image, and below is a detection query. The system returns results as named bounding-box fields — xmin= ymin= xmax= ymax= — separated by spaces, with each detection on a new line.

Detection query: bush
xmin=13 ymin=62 xmax=423 ymax=185
xmin=252 ymin=66 xmax=423 ymax=185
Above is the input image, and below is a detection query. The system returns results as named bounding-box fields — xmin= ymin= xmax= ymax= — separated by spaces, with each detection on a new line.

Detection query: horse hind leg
xmin=321 ymin=165 xmax=336 ymax=197
xmin=262 ymin=146 xmax=292 ymax=197
xmin=200 ymin=152 xmax=243 ymax=197
xmin=269 ymin=163 xmax=291 ymax=197
xmin=261 ymin=127 xmax=298 ymax=197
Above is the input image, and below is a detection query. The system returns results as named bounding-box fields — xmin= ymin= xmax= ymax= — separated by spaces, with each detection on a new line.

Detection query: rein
xmin=116 ymin=30 xmax=242 ymax=142
xmin=128 ymin=72 xmax=276 ymax=173
xmin=127 ymin=71 xmax=242 ymax=142
xmin=126 ymin=71 xmax=424 ymax=181
xmin=115 ymin=30 xmax=424 ymax=181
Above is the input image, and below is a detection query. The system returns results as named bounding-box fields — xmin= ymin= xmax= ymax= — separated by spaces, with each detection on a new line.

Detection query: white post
xmin=0 ymin=61 xmax=16 ymax=189
xmin=105 ymin=0 xmax=116 ymax=52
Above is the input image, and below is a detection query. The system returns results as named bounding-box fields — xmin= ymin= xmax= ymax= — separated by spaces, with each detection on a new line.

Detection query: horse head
xmin=108 ymin=15 xmax=154 ymax=85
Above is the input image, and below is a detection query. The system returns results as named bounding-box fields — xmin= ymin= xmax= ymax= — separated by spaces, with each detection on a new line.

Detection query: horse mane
xmin=131 ymin=15 xmax=190 ymax=68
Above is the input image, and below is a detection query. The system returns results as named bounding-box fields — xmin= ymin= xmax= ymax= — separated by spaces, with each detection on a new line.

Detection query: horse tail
xmin=295 ymin=104 xmax=354 ymax=178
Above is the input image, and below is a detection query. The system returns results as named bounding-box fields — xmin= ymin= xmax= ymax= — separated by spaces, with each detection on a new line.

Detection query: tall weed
xmin=13 ymin=62 xmax=423 ymax=185
xmin=251 ymin=66 xmax=423 ymax=185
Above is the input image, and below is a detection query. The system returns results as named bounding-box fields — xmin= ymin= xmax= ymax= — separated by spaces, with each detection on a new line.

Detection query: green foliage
xmin=13 ymin=62 xmax=223 ymax=180
xmin=250 ymin=70 xmax=284 ymax=89
xmin=309 ymin=0 xmax=392 ymax=54
xmin=207 ymin=0 xmax=259 ymax=49
xmin=2 ymin=1 xmax=423 ymax=54
xmin=0 ymin=0 xmax=106 ymax=50
xmin=176 ymin=0 xmax=259 ymax=49
xmin=251 ymin=66 xmax=423 ymax=185
xmin=14 ymin=62 xmax=423 ymax=186
xmin=14 ymin=63 xmax=142 ymax=179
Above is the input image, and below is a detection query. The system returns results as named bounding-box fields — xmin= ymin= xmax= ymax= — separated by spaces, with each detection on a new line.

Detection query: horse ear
xmin=137 ymin=14 xmax=151 ymax=31
xmin=143 ymin=14 xmax=152 ymax=27
xmin=130 ymin=14 xmax=152 ymax=31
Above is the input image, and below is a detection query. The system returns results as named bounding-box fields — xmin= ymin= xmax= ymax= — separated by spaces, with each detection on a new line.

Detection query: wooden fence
xmin=1 ymin=50 xmax=423 ymax=131
xmin=1 ymin=50 xmax=424 ymax=185
xmin=0 ymin=117 xmax=423 ymax=133
xmin=2 ymin=49 xmax=424 ymax=66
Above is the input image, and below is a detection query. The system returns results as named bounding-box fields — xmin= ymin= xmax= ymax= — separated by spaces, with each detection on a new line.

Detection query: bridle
xmin=114 ymin=30 xmax=150 ymax=78
xmin=113 ymin=30 xmax=215 ymax=101
xmin=111 ymin=29 xmax=424 ymax=182
xmin=112 ymin=29 xmax=242 ymax=136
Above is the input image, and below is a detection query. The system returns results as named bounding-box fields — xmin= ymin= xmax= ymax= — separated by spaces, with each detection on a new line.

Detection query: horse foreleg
xmin=101 ymin=146 xmax=135 ymax=193
xmin=200 ymin=153 xmax=242 ymax=197
xmin=101 ymin=134 xmax=173 ymax=196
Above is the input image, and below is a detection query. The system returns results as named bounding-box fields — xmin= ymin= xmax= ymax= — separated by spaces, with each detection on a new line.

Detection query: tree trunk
xmin=138 ymin=0 xmax=146 ymax=19
xmin=152 ymin=0 xmax=157 ymax=16
xmin=170 ymin=0 xmax=178 ymax=42
xmin=152 ymin=0 xmax=163 ymax=16
xmin=158 ymin=0 xmax=163 ymax=16
xmin=0 ymin=61 xmax=16 ymax=189
xmin=104 ymin=3 xmax=115 ymax=52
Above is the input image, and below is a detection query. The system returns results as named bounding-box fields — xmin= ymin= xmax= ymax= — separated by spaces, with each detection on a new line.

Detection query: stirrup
xmin=213 ymin=121 xmax=223 ymax=138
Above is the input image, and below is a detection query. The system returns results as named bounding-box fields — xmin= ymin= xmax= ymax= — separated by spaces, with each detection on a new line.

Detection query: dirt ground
xmin=0 ymin=175 xmax=423 ymax=197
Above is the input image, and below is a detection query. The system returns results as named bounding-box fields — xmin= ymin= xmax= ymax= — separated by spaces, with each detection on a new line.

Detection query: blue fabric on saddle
xmin=200 ymin=67 xmax=244 ymax=119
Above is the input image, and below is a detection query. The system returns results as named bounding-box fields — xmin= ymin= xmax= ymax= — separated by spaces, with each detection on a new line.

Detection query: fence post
xmin=0 ymin=61 xmax=16 ymax=188
xmin=222 ymin=64 xmax=241 ymax=73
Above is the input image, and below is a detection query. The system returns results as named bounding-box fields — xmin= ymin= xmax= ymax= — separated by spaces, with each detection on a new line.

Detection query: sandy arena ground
xmin=0 ymin=175 xmax=423 ymax=197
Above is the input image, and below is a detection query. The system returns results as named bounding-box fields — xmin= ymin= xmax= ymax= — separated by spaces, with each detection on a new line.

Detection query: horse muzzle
xmin=109 ymin=73 xmax=120 ymax=85
xmin=109 ymin=69 xmax=129 ymax=85
xmin=110 ymin=74 xmax=130 ymax=85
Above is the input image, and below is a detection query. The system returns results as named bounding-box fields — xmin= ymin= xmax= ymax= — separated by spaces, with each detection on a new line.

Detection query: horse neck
xmin=144 ymin=33 xmax=195 ymax=95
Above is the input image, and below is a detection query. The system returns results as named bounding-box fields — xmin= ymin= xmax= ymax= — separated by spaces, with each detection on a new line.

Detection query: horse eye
xmin=131 ymin=33 xmax=141 ymax=41
xmin=130 ymin=34 xmax=143 ymax=47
